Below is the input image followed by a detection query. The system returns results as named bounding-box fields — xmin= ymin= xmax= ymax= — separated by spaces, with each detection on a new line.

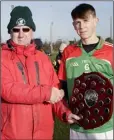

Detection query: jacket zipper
xmin=34 ymin=61 xmax=40 ymax=85
xmin=16 ymin=62 xmax=27 ymax=84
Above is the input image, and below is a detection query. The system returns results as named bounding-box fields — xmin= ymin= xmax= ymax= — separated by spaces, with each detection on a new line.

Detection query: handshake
xmin=48 ymin=87 xmax=81 ymax=124
xmin=48 ymin=87 xmax=64 ymax=104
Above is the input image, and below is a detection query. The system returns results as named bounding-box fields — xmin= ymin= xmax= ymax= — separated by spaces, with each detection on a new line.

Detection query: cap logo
xmin=16 ymin=18 xmax=26 ymax=26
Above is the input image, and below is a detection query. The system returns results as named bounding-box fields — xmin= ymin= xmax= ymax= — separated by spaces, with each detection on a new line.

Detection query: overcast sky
xmin=1 ymin=1 xmax=113 ymax=43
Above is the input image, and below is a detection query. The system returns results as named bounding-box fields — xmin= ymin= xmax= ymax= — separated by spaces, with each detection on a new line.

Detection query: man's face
xmin=73 ymin=14 xmax=98 ymax=40
xmin=10 ymin=25 xmax=33 ymax=46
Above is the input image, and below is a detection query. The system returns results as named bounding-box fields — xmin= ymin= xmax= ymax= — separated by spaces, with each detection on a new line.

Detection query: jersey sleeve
xmin=58 ymin=52 xmax=66 ymax=81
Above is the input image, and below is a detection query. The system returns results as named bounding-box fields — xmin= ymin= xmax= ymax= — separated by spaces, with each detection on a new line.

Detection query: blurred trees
xmin=1 ymin=37 xmax=113 ymax=49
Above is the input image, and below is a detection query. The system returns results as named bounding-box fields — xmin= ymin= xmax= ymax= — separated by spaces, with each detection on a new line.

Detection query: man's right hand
xmin=49 ymin=87 xmax=64 ymax=104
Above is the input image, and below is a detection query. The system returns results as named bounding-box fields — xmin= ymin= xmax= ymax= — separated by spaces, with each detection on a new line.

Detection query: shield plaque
xmin=69 ymin=72 xmax=113 ymax=129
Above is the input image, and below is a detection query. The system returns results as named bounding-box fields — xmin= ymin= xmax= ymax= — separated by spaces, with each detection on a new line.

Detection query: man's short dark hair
xmin=71 ymin=3 xmax=96 ymax=20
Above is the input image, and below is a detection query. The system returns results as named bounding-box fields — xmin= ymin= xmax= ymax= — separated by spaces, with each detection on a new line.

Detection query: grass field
xmin=54 ymin=116 xmax=70 ymax=140
xmin=49 ymin=52 xmax=70 ymax=140
xmin=49 ymin=51 xmax=58 ymax=63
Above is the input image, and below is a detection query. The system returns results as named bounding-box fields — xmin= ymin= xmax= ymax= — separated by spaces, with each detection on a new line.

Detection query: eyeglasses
xmin=12 ymin=28 xmax=30 ymax=33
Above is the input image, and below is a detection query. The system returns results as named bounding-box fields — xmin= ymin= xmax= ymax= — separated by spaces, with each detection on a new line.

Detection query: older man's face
xmin=10 ymin=26 xmax=33 ymax=46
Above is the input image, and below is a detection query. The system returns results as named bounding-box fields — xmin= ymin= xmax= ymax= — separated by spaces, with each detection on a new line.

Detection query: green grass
xmin=49 ymin=52 xmax=58 ymax=62
xmin=53 ymin=116 xmax=70 ymax=140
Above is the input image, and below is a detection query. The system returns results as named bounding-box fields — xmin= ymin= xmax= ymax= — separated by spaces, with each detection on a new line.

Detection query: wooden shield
xmin=69 ymin=72 xmax=113 ymax=129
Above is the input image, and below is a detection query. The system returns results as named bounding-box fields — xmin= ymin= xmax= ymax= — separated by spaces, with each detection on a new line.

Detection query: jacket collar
xmin=8 ymin=39 xmax=36 ymax=57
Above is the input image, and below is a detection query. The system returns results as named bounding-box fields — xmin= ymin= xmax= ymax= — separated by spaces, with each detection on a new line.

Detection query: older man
xmin=1 ymin=6 xmax=80 ymax=140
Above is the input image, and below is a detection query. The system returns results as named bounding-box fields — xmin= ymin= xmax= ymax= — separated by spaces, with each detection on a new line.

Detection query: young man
xmin=58 ymin=3 xmax=113 ymax=140
xmin=1 ymin=6 xmax=80 ymax=140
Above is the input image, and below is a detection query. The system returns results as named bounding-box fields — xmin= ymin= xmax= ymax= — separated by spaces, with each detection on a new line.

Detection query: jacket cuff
xmin=62 ymin=110 xmax=71 ymax=122
xmin=41 ymin=85 xmax=52 ymax=102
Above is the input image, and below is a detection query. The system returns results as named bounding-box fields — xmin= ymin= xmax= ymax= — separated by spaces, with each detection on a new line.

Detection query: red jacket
xmin=1 ymin=40 xmax=71 ymax=140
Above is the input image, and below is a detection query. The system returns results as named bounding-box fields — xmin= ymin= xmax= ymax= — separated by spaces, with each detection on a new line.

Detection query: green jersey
xmin=58 ymin=37 xmax=113 ymax=133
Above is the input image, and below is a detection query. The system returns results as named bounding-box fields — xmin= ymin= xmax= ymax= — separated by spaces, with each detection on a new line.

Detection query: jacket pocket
xmin=1 ymin=102 xmax=12 ymax=131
